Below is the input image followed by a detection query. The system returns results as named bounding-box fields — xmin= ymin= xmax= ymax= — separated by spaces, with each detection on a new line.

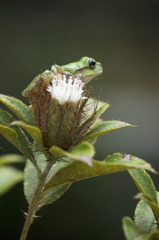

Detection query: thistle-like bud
xmin=25 ymin=73 xmax=97 ymax=152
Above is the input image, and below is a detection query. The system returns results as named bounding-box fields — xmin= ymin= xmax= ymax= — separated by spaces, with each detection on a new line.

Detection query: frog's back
xmin=60 ymin=62 xmax=78 ymax=74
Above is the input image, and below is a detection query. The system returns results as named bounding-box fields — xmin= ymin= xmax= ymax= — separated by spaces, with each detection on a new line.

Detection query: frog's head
xmin=59 ymin=56 xmax=103 ymax=84
xmin=75 ymin=57 xmax=103 ymax=84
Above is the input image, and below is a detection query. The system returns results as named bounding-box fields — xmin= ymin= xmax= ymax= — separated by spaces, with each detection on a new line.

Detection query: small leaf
xmin=0 ymin=125 xmax=23 ymax=151
xmin=93 ymin=102 xmax=110 ymax=120
xmin=104 ymin=153 xmax=156 ymax=173
xmin=135 ymin=200 xmax=158 ymax=233
xmin=24 ymin=153 xmax=70 ymax=206
xmin=82 ymin=121 xmax=133 ymax=141
xmin=0 ymin=125 xmax=35 ymax=164
xmin=38 ymin=184 xmax=71 ymax=209
xmin=11 ymin=121 xmax=46 ymax=154
xmin=0 ymin=94 xmax=34 ymax=125
xmin=128 ymin=169 xmax=157 ymax=202
xmin=0 ymin=109 xmax=35 ymax=163
xmin=0 ymin=166 xmax=23 ymax=196
xmin=89 ymin=117 xmax=103 ymax=130
xmin=85 ymin=98 xmax=110 ymax=119
xmin=135 ymin=193 xmax=159 ymax=229
xmin=122 ymin=217 xmax=149 ymax=240
xmin=0 ymin=108 xmax=14 ymax=126
xmin=85 ymin=118 xmax=102 ymax=145
xmin=49 ymin=142 xmax=95 ymax=166
xmin=0 ymin=154 xmax=25 ymax=166
xmin=86 ymin=137 xmax=97 ymax=145
xmin=44 ymin=152 xmax=156 ymax=193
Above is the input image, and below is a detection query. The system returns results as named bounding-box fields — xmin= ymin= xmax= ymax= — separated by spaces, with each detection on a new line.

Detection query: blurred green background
xmin=0 ymin=1 xmax=159 ymax=239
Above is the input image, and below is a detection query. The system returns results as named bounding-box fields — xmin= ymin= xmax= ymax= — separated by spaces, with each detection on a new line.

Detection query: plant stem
xmin=19 ymin=160 xmax=53 ymax=240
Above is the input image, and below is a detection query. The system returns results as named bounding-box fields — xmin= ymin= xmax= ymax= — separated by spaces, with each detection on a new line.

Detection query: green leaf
xmin=0 ymin=124 xmax=35 ymax=165
xmin=128 ymin=169 xmax=157 ymax=202
xmin=86 ymin=137 xmax=97 ymax=145
xmin=49 ymin=142 xmax=95 ymax=166
xmin=24 ymin=153 xmax=70 ymax=207
xmin=82 ymin=121 xmax=133 ymax=141
xmin=93 ymin=102 xmax=110 ymax=120
xmin=0 ymin=108 xmax=14 ymax=126
xmin=44 ymin=153 xmax=155 ymax=193
xmin=0 ymin=109 xmax=35 ymax=163
xmin=135 ymin=200 xmax=158 ymax=233
xmin=11 ymin=121 xmax=46 ymax=155
xmin=104 ymin=153 xmax=155 ymax=172
xmin=122 ymin=217 xmax=150 ymax=240
xmin=91 ymin=117 xmax=103 ymax=126
xmin=149 ymin=231 xmax=159 ymax=240
xmin=0 ymin=154 xmax=25 ymax=166
xmin=0 ymin=94 xmax=34 ymax=125
xmin=135 ymin=193 xmax=159 ymax=229
xmin=24 ymin=153 xmax=45 ymax=204
xmin=85 ymin=98 xmax=110 ymax=119
xmin=0 ymin=125 xmax=23 ymax=151
xmin=0 ymin=166 xmax=23 ymax=196
xmin=38 ymin=183 xmax=71 ymax=209
xmin=85 ymin=118 xmax=103 ymax=145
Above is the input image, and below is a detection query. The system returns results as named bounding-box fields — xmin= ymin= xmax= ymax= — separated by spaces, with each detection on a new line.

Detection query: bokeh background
xmin=0 ymin=1 xmax=159 ymax=239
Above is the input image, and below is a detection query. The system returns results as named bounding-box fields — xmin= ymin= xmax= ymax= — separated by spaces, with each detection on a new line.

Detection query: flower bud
xmin=26 ymin=73 xmax=96 ymax=151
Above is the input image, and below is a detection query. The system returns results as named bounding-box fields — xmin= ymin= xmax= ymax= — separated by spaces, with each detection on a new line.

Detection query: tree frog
xmin=51 ymin=56 xmax=103 ymax=84
xmin=22 ymin=56 xmax=103 ymax=97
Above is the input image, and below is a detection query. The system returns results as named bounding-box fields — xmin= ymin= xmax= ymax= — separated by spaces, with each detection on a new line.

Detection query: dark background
xmin=0 ymin=1 xmax=159 ymax=239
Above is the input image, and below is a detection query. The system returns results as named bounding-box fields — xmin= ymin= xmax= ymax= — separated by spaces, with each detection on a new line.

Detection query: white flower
xmin=47 ymin=74 xmax=86 ymax=105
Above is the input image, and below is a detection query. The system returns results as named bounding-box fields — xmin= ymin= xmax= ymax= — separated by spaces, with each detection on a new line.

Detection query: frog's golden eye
xmin=88 ymin=59 xmax=96 ymax=69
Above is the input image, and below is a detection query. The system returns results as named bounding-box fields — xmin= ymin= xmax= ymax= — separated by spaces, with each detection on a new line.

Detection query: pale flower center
xmin=47 ymin=74 xmax=86 ymax=105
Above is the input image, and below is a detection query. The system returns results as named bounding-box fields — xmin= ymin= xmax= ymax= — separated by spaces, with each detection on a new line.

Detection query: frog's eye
xmin=88 ymin=59 xmax=96 ymax=69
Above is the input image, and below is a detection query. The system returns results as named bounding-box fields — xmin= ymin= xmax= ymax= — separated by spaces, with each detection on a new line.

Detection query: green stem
xmin=32 ymin=161 xmax=41 ymax=177
xmin=19 ymin=160 xmax=53 ymax=240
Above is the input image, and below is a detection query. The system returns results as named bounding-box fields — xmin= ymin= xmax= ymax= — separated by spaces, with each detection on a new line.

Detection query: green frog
xmin=22 ymin=56 xmax=103 ymax=97
xmin=51 ymin=56 xmax=103 ymax=84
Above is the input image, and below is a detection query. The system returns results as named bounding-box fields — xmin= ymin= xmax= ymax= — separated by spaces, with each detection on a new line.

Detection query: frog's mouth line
xmin=83 ymin=70 xmax=103 ymax=78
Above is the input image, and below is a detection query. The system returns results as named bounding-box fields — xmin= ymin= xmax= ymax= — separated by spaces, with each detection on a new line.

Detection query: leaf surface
xmin=122 ymin=217 xmax=149 ymax=240
xmin=0 ymin=109 xmax=35 ymax=163
xmin=129 ymin=169 xmax=157 ymax=202
xmin=44 ymin=153 xmax=155 ymax=193
xmin=24 ymin=153 xmax=70 ymax=207
xmin=0 ymin=125 xmax=22 ymax=151
xmin=0 ymin=166 xmax=23 ymax=196
xmin=49 ymin=142 xmax=95 ymax=166
xmin=85 ymin=98 xmax=110 ymax=119
xmin=0 ymin=154 xmax=25 ymax=166
xmin=82 ymin=121 xmax=133 ymax=141
xmin=11 ymin=121 xmax=46 ymax=155
xmin=0 ymin=94 xmax=34 ymax=125
xmin=135 ymin=200 xmax=158 ymax=233
xmin=135 ymin=193 xmax=159 ymax=229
